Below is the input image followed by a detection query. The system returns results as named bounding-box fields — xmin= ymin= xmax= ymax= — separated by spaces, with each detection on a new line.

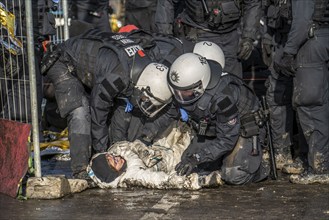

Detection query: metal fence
xmin=1 ymin=0 xmax=128 ymax=178
xmin=0 ymin=0 xmax=69 ymax=177
xmin=1 ymin=0 xmax=29 ymax=123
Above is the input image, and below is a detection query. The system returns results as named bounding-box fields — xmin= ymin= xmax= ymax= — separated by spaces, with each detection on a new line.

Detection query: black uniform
xmin=155 ymin=0 xmax=262 ymax=78
xmin=141 ymin=61 xmax=269 ymax=185
xmin=125 ymin=0 xmax=157 ymax=32
xmin=262 ymin=0 xmax=295 ymax=167
xmin=70 ymin=0 xmax=111 ymax=32
xmin=46 ymin=29 xmax=152 ymax=177
xmin=280 ymin=0 xmax=329 ymax=174
xmin=107 ymin=29 xmax=194 ymax=144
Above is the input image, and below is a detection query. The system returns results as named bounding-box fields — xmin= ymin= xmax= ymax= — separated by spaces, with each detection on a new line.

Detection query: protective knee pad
xmin=54 ymin=79 xmax=85 ymax=118
xmin=221 ymin=166 xmax=254 ymax=185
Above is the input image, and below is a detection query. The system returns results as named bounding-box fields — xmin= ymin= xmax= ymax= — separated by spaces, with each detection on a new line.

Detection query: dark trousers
xmin=47 ymin=61 xmax=91 ymax=175
xmin=294 ymin=27 xmax=329 ymax=174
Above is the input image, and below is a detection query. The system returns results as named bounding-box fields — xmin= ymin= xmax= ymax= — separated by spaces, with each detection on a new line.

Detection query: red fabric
xmin=0 ymin=119 xmax=31 ymax=198
xmin=118 ymin=24 xmax=139 ymax=33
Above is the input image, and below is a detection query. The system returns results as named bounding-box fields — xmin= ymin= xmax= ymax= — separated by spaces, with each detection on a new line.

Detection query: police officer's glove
xmin=261 ymin=33 xmax=273 ymax=67
xmin=175 ymin=155 xmax=199 ymax=176
xmin=274 ymin=52 xmax=296 ymax=77
xmin=238 ymin=38 xmax=254 ymax=60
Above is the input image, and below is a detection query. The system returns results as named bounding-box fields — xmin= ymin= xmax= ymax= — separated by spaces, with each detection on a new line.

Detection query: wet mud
xmin=1 ymin=158 xmax=329 ymax=220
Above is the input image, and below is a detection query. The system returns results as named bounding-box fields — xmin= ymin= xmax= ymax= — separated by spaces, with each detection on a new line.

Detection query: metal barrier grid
xmin=0 ymin=0 xmax=69 ymax=178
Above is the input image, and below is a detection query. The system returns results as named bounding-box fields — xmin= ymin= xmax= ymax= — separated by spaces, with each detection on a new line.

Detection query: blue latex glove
xmin=124 ymin=98 xmax=133 ymax=113
xmin=180 ymin=108 xmax=189 ymax=122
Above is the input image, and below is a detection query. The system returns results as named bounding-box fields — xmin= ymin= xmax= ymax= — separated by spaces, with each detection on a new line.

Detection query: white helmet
xmin=168 ymin=53 xmax=211 ymax=104
xmin=134 ymin=63 xmax=172 ymax=118
xmin=193 ymin=41 xmax=225 ymax=68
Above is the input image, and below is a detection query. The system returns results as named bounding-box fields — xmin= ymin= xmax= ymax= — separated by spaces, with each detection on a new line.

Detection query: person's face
xmin=179 ymin=90 xmax=194 ymax=99
xmin=106 ymin=154 xmax=126 ymax=172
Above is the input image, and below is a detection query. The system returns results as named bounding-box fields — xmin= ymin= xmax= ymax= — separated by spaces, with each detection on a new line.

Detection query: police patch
xmin=124 ymin=45 xmax=143 ymax=57
xmin=227 ymin=117 xmax=237 ymax=126
xmin=170 ymin=71 xmax=180 ymax=83
xmin=198 ymin=56 xmax=207 ymax=65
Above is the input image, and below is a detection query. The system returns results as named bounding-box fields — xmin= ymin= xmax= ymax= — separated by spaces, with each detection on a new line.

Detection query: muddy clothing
xmin=155 ymin=0 xmax=262 ymax=77
xmin=46 ymin=29 xmax=150 ymax=175
xmin=264 ymin=0 xmax=329 ymax=174
xmin=87 ymin=126 xmax=224 ymax=189
xmin=289 ymin=0 xmax=329 ymax=174
xmin=263 ymin=0 xmax=295 ymax=161
xmin=142 ymin=62 xmax=269 ymax=185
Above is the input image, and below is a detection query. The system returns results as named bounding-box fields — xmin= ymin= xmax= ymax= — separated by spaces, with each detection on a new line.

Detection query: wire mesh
xmin=0 ymin=0 xmax=29 ymax=123
xmin=0 ymin=0 xmax=69 ymax=123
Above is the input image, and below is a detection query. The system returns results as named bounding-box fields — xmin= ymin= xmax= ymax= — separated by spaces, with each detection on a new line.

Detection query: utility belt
xmin=239 ymin=110 xmax=266 ymax=138
xmin=187 ymin=117 xmax=217 ymax=137
xmin=188 ymin=109 xmax=266 ymax=139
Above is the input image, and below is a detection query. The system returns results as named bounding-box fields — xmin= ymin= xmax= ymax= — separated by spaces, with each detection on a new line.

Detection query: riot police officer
xmin=155 ymin=0 xmax=262 ymax=78
xmin=141 ymin=53 xmax=269 ymax=185
xmin=273 ymin=0 xmax=329 ymax=183
xmin=100 ymin=26 xmax=193 ymax=144
xmin=110 ymin=27 xmax=227 ymax=144
xmin=261 ymin=0 xmax=296 ymax=171
xmin=45 ymin=29 xmax=172 ymax=179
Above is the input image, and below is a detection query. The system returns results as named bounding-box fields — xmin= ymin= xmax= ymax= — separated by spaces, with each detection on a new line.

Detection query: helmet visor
xmin=172 ymin=82 xmax=205 ymax=104
xmin=134 ymin=87 xmax=169 ymax=118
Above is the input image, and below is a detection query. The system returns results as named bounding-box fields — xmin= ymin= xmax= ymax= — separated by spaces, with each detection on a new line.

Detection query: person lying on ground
xmin=87 ymin=123 xmax=224 ymax=190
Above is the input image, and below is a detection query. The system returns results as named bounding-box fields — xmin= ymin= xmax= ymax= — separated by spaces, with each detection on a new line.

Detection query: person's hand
xmin=274 ymin=53 xmax=296 ymax=77
xmin=261 ymin=33 xmax=273 ymax=67
xmin=238 ymin=38 xmax=254 ymax=60
xmin=175 ymin=156 xmax=199 ymax=176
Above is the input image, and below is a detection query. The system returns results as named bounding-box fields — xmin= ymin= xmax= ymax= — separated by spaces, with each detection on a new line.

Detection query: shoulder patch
xmin=218 ymin=97 xmax=232 ymax=110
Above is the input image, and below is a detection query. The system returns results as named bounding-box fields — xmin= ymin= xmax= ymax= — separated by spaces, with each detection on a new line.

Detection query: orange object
xmin=118 ymin=24 xmax=139 ymax=33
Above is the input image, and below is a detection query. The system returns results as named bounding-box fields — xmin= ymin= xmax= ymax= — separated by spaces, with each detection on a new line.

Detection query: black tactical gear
xmin=265 ymin=0 xmax=329 ymax=175
xmin=155 ymin=0 xmax=262 ymax=77
xmin=46 ymin=30 xmax=151 ymax=175
xmin=70 ymin=0 xmax=111 ymax=32
xmin=142 ymin=61 xmax=268 ymax=184
xmin=106 ymin=29 xmax=194 ymax=144
xmin=125 ymin=0 xmax=158 ymax=32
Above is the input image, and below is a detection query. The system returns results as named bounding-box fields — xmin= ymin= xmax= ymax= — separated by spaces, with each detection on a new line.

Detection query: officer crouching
xmin=141 ymin=52 xmax=269 ymax=185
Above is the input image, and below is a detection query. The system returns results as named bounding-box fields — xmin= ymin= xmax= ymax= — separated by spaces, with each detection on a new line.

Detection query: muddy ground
xmin=1 ymin=158 xmax=329 ymax=220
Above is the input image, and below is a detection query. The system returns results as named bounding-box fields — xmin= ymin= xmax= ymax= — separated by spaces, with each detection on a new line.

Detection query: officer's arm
xmin=284 ymin=0 xmax=314 ymax=55
xmin=241 ymin=0 xmax=262 ymax=40
xmin=90 ymin=82 xmax=114 ymax=153
xmin=155 ymin=0 xmax=176 ymax=35
xmin=110 ymin=105 xmax=132 ymax=144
